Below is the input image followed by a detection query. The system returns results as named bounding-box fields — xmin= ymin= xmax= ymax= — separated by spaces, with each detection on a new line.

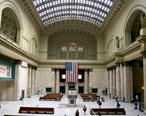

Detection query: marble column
xmin=28 ymin=64 xmax=32 ymax=97
xmin=123 ymin=61 xmax=131 ymax=102
xmin=56 ymin=69 xmax=59 ymax=93
xmin=31 ymin=67 xmax=35 ymax=95
xmin=109 ymin=67 xmax=113 ymax=97
xmin=13 ymin=60 xmax=22 ymax=100
xmin=113 ymin=66 xmax=116 ymax=98
xmin=107 ymin=68 xmax=110 ymax=95
xmin=75 ymin=82 xmax=78 ymax=93
xmin=53 ymin=68 xmax=56 ymax=93
xmin=89 ymin=69 xmax=92 ymax=93
xmin=141 ymin=51 xmax=146 ymax=114
xmin=65 ymin=82 xmax=69 ymax=93
xmin=116 ymin=62 xmax=121 ymax=101
xmin=120 ymin=63 xmax=124 ymax=100
xmin=84 ymin=69 xmax=88 ymax=93
xmin=129 ymin=63 xmax=133 ymax=98
xmin=34 ymin=67 xmax=37 ymax=94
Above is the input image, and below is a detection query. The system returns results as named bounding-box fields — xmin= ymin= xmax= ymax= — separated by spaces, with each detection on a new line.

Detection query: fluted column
xmin=31 ymin=67 xmax=35 ymax=95
xmin=116 ymin=62 xmax=121 ymax=101
xmin=28 ymin=64 xmax=32 ymax=98
xmin=141 ymin=51 xmax=146 ymax=114
xmin=56 ymin=69 xmax=59 ymax=93
xmin=13 ymin=60 xmax=22 ymax=100
xmin=120 ymin=63 xmax=124 ymax=100
xmin=65 ymin=82 xmax=69 ymax=93
xmin=124 ymin=61 xmax=131 ymax=102
xmin=113 ymin=66 xmax=116 ymax=98
xmin=34 ymin=67 xmax=37 ymax=94
xmin=107 ymin=68 xmax=110 ymax=95
xmin=75 ymin=82 xmax=78 ymax=94
xmin=84 ymin=69 xmax=88 ymax=93
xmin=110 ymin=67 xmax=113 ymax=97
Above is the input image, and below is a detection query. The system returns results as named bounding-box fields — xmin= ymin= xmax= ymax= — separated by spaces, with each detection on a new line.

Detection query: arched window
xmin=30 ymin=37 xmax=37 ymax=56
xmin=1 ymin=9 xmax=17 ymax=42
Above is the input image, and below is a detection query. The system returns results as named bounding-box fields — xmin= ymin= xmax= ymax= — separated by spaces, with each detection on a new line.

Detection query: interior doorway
xmin=78 ymin=86 xmax=84 ymax=93
xmin=60 ymin=86 xmax=65 ymax=93
xmin=0 ymin=93 xmax=2 ymax=101
xmin=21 ymin=90 xmax=25 ymax=98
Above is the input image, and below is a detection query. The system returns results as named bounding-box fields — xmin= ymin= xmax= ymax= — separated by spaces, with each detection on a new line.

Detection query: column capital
xmin=27 ymin=64 xmax=32 ymax=68
xmin=107 ymin=68 xmax=110 ymax=71
xmin=84 ymin=69 xmax=88 ymax=72
xmin=15 ymin=60 xmax=22 ymax=64
xmin=115 ymin=62 xmax=120 ymax=67
xmin=34 ymin=67 xmax=37 ymax=70
xmin=123 ymin=61 xmax=130 ymax=66
xmin=110 ymin=67 xmax=113 ymax=70
xmin=52 ymin=68 xmax=55 ymax=71
xmin=113 ymin=66 xmax=116 ymax=70
xmin=89 ymin=69 xmax=93 ymax=72
xmin=140 ymin=51 xmax=146 ymax=58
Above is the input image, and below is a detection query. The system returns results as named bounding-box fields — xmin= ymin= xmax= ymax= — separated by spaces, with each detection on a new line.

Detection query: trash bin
xmin=139 ymin=102 xmax=144 ymax=112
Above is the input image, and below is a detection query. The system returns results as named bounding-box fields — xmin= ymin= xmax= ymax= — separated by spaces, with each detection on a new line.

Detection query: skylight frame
xmin=32 ymin=0 xmax=115 ymax=26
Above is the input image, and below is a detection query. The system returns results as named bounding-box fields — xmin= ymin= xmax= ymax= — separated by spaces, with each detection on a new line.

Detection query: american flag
xmin=65 ymin=62 xmax=79 ymax=82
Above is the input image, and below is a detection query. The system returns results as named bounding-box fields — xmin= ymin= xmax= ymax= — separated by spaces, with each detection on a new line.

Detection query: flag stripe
xmin=65 ymin=62 xmax=78 ymax=82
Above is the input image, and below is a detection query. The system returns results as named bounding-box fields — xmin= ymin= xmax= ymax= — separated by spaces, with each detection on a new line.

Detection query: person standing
xmin=83 ymin=106 xmax=87 ymax=115
xmin=75 ymin=109 xmax=79 ymax=116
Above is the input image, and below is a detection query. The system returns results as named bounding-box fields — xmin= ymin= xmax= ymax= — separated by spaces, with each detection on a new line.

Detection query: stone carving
xmin=116 ymin=36 xmax=119 ymax=48
xmin=140 ymin=12 xmax=146 ymax=28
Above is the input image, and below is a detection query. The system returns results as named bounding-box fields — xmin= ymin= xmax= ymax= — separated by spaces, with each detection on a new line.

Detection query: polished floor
xmin=0 ymin=93 xmax=144 ymax=116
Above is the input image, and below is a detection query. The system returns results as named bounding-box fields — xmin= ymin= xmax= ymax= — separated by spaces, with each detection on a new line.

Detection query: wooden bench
xmin=39 ymin=97 xmax=61 ymax=101
xmin=83 ymin=97 xmax=99 ymax=101
xmin=90 ymin=108 xmax=126 ymax=115
xmin=19 ymin=107 xmax=54 ymax=114
xmin=4 ymin=115 xmax=34 ymax=116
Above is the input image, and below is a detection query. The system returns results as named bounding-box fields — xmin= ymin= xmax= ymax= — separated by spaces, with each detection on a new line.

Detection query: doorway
xmin=78 ymin=86 xmax=84 ymax=93
xmin=60 ymin=86 xmax=65 ymax=93
xmin=21 ymin=90 xmax=25 ymax=98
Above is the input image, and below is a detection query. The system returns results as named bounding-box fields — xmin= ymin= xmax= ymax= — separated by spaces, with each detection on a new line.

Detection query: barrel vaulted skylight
xmin=32 ymin=0 xmax=115 ymax=26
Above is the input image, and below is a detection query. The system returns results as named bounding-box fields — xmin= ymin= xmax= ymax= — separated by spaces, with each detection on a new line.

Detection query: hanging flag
xmin=65 ymin=62 xmax=79 ymax=82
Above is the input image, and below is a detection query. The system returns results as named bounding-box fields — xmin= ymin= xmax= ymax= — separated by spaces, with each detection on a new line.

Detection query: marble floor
xmin=0 ymin=93 xmax=144 ymax=116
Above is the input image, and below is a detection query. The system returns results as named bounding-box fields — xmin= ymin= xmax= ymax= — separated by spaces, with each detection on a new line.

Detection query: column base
xmin=143 ymin=110 xmax=146 ymax=115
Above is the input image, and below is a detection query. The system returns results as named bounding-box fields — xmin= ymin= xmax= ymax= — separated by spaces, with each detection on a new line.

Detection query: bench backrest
xmin=19 ymin=107 xmax=54 ymax=111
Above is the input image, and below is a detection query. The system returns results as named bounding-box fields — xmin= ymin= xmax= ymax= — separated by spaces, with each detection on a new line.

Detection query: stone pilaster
xmin=13 ymin=60 xmax=22 ymax=100
xmin=56 ymin=69 xmax=59 ymax=93
xmin=116 ymin=62 xmax=121 ymax=101
xmin=65 ymin=82 xmax=69 ymax=93
xmin=110 ymin=67 xmax=113 ymax=97
xmin=31 ymin=66 xmax=35 ymax=95
xmin=84 ymin=69 xmax=88 ymax=93
xmin=141 ymin=51 xmax=146 ymax=114
xmin=120 ymin=63 xmax=124 ymax=100
xmin=113 ymin=66 xmax=116 ymax=98
xmin=27 ymin=64 xmax=32 ymax=97
xmin=123 ymin=61 xmax=131 ymax=102
xmin=107 ymin=68 xmax=110 ymax=95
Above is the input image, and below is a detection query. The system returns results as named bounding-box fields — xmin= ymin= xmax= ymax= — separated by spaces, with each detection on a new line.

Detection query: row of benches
xmin=39 ymin=93 xmax=62 ymax=101
xmin=4 ymin=107 xmax=126 ymax=115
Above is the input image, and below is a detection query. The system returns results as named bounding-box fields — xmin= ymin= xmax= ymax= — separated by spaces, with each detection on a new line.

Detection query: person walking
xmin=83 ymin=106 xmax=87 ymax=115
xmin=117 ymin=101 xmax=120 ymax=108
xmin=98 ymin=101 xmax=102 ymax=108
xmin=75 ymin=109 xmax=79 ymax=116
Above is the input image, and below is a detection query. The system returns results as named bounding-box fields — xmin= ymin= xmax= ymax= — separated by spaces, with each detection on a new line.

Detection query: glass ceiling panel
xmin=32 ymin=0 xmax=115 ymax=26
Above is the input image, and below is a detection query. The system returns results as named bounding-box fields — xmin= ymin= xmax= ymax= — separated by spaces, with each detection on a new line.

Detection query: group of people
xmin=74 ymin=106 xmax=87 ymax=116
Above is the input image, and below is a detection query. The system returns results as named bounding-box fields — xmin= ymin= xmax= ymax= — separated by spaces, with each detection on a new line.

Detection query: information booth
xmin=67 ymin=88 xmax=77 ymax=107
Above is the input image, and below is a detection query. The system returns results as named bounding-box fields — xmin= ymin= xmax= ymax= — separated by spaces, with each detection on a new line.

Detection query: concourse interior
xmin=0 ymin=93 xmax=143 ymax=116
